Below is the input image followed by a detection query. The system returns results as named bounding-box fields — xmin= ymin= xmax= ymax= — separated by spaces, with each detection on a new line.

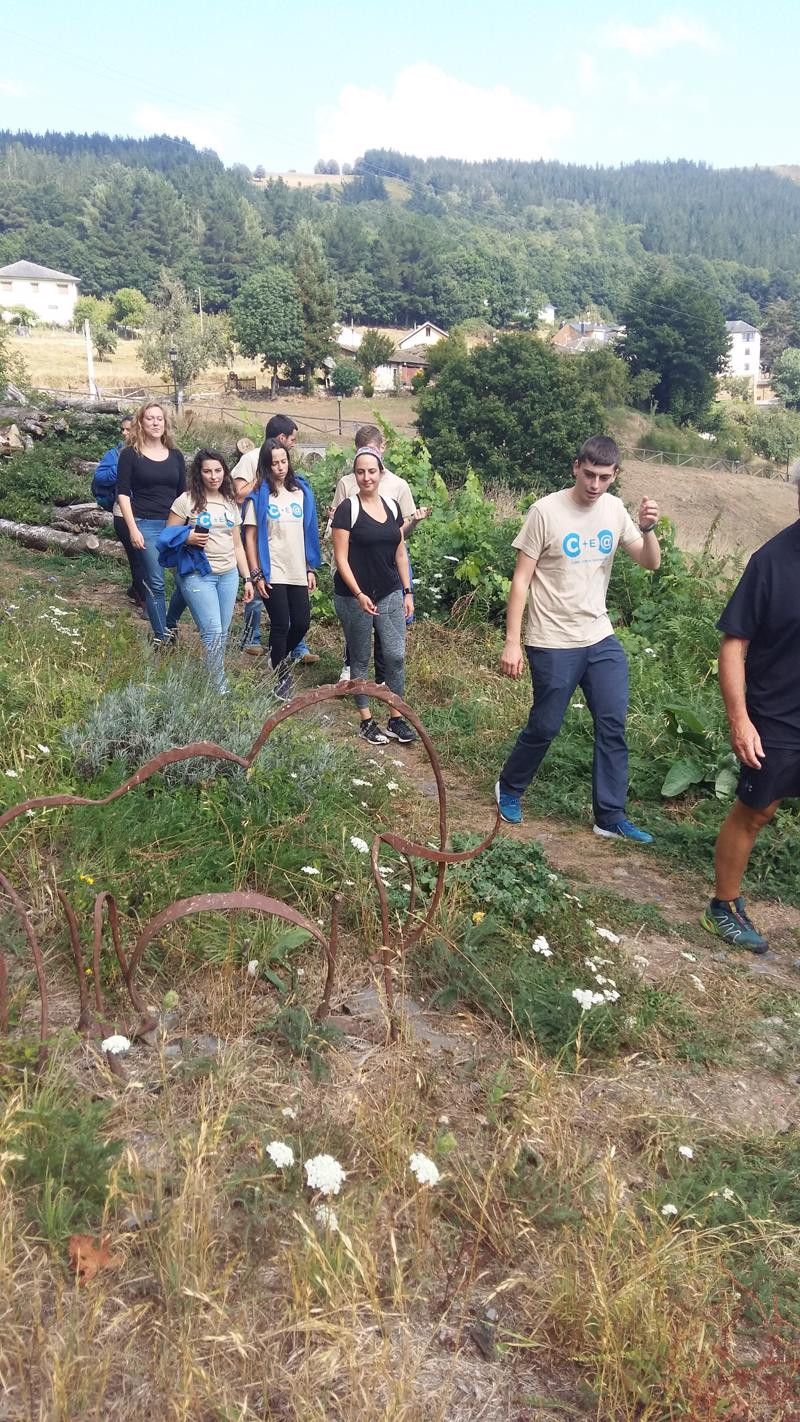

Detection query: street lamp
xmin=168 ymin=346 xmax=179 ymax=413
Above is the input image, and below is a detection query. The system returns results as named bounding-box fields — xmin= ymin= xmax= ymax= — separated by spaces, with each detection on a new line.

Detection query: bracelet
xmin=403 ymin=587 xmax=413 ymax=595
xmin=638 ymin=524 xmax=657 ymax=535
xmin=249 ymin=569 xmax=261 ymax=580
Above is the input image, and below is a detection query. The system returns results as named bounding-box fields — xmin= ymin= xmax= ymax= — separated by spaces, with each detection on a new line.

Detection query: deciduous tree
xmin=619 ymin=272 xmax=729 ymax=424
xmin=416 ymin=333 xmax=606 ymax=491
xmin=230 ymin=268 xmax=304 ymax=397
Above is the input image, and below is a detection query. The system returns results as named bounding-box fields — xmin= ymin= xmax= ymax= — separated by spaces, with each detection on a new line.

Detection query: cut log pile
xmin=0 ymin=392 xmax=125 ymax=561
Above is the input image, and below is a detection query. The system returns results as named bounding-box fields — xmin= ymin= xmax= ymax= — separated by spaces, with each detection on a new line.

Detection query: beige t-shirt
xmin=514 ymin=489 xmax=640 ymax=648
xmin=242 ymin=484 xmax=307 ymax=585
xmin=233 ymin=447 xmax=259 ymax=485
xmin=331 ymin=468 xmax=416 ymax=522
xmin=170 ymin=492 xmax=240 ymax=574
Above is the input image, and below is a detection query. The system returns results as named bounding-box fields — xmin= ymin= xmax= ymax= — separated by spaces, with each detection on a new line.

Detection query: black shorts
xmin=737 ymin=745 xmax=800 ymax=809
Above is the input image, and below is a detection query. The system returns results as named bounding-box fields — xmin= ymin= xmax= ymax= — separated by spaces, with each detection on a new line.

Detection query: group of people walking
xmin=101 ymin=402 xmax=423 ymax=740
xmin=98 ymin=404 xmax=800 ymax=959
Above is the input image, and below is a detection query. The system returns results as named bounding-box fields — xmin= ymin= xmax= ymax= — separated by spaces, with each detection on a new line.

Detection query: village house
xmin=334 ymin=319 xmax=448 ymax=392
xmin=552 ymin=319 xmax=623 ymax=352
xmin=0 ymin=260 xmax=80 ymax=326
xmin=725 ymin=320 xmax=761 ymax=379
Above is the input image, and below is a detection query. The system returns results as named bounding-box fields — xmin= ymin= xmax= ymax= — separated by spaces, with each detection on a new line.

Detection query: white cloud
xmin=0 ymin=79 xmax=27 ymax=97
xmin=606 ymin=15 xmax=718 ymax=56
xmin=132 ymin=104 xmax=236 ymax=160
xmin=317 ymin=64 xmax=572 ymax=165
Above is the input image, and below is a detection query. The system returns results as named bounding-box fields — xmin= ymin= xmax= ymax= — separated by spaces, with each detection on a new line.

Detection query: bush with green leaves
xmin=330 ymin=361 xmax=361 ymax=397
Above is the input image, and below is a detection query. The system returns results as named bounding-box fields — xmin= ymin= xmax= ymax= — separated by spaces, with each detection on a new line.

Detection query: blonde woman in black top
xmin=116 ymin=401 xmax=186 ymax=643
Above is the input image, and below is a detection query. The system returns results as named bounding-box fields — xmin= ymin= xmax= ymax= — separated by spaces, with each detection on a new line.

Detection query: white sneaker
xmin=338 ymin=664 xmax=351 ymax=682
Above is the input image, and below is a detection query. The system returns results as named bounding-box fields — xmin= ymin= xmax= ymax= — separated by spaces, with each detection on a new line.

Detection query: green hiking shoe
xmin=700 ymin=897 xmax=768 ymax=955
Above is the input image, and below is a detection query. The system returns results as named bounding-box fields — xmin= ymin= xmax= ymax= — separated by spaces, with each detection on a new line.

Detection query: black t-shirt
xmin=332 ymin=495 xmax=403 ymax=602
xmin=116 ymin=447 xmax=186 ymax=519
xmin=717 ymin=519 xmax=800 ymax=747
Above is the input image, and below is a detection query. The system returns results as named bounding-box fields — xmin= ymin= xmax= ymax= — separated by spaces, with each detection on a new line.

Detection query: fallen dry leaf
xmin=68 ymin=1233 xmax=123 ymax=1284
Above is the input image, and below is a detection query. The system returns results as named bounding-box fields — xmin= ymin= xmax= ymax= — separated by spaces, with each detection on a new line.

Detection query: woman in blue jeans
xmin=116 ymin=401 xmax=187 ymax=644
xmin=165 ymin=450 xmax=253 ymax=692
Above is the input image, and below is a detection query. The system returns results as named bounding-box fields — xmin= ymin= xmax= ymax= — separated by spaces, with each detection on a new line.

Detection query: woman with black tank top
xmin=116 ymin=401 xmax=186 ymax=644
xmin=331 ymin=446 xmax=417 ymax=745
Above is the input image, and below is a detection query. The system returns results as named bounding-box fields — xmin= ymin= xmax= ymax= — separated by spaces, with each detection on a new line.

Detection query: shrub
xmin=330 ymin=362 xmax=361 ymax=397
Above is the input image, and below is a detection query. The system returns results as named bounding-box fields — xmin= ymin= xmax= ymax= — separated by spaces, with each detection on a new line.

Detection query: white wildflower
xmin=392 ymin=759 xmax=404 ymax=767
xmin=349 ymin=836 xmax=369 ymax=854
xmin=49 ymin=607 xmax=70 ymax=617
xmin=678 ymin=1145 xmax=694 ymax=1160
xmin=680 ymin=951 xmax=697 ymax=962
xmin=301 ymin=865 xmax=321 ymax=876
xmin=584 ymin=958 xmax=599 ymax=972
xmin=548 ymin=872 xmax=558 ymax=882
xmin=564 ymin=893 xmax=583 ymax=905
xmin=596 ymin=927 xmax=620 ymax=944
xmin=360 ymin=800 xmax=368 ymax=808
xmin=403 ymin=882 xmax=412 ymax=890
xmin=386 ymin=780 xmax=399 ymax=791
xmin=305 ymin=1154 xmax=346 ymax=1195
xmin=290 ymin=772 xmax=298 ymax=779
xmin=438 ymin=1114 xmax=450 ymax=1125
xmin=247 ymin=959 xmax=260 ymax=977
xmin=409 ymin=1151 xmax=441 ymax=1186
xmin=344 ymin=879 xmax=355 ymax=886
xmin=314 ymin=1203 xmax=339 ymax=1231
xmin=281 ymin=1106 xmax=298 ymax=1120
xmin=101 ymin=1034 xmax=130 ymax=1055
xmin=633 ymin=954 xmax=650 ymax=968
xmin=531 ymin=936 xmax=553 ymax=957
xmin=644 ymin=647 xmax=657 ymax=657
xmin=594 ymin=974 xmax=616 ymax=987
xmin=721 ymin=1186 xmax=735 ymax=1202
xmin=602 ymin=989 xmax=620 ymax=1003
xmin=661 ymin=1203 xmax=678 ymax=1217
xmin=378 ymin=864 xmax=394 ymax=876
xmin=36 ymin=744 xmax=51 ymax=755
xmin=572 ymin=988 xmax=606 ymax=1011
xmin=572 ymin=700 xmax=586 ymax=710
xmin=266 ymin=1140 xmax=295 ymax=1169
xmin=690 ymin=974 xmax=706 ymax=994
xmin=4 ymin=769 xmax=19 ymax=778
xmin=351 ymin=778 xmax=372 ymax=787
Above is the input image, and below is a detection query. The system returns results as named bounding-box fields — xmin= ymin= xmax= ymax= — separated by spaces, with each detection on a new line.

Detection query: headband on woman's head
xmin=353 ymin=445 xmax=384 ymax=472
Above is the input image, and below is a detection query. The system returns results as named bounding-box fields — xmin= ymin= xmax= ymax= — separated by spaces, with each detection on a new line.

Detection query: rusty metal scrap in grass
xmin=0 ymin=683 xmax=499 ymax=1065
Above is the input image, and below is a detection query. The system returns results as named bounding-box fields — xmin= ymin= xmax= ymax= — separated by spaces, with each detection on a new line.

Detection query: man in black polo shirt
xmin=702 ymin=470 xmax=800 ymax=953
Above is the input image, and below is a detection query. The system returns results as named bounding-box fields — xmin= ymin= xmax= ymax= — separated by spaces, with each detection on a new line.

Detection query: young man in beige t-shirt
xmin=496 ymin=435 xmax=661 ymax=841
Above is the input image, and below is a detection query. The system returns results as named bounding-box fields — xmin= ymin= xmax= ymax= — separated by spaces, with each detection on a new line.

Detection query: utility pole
xmin=83 ymin=320 xmax=99 ymax=400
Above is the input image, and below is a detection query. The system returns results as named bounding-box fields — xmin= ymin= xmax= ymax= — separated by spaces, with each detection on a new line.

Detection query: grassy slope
xmin=2 ymin=546 xmax=800 ymax=1420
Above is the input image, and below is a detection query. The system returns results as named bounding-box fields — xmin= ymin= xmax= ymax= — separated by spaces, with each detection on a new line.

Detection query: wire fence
xmin=621 ymin=446 xmax=788 ymax=480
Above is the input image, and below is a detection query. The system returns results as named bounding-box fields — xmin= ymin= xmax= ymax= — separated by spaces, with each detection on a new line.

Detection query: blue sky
xmin=0 ymin=1 xmax=796 ymax=172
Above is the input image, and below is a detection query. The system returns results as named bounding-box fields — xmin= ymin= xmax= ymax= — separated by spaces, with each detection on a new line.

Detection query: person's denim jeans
xmin=241 ymin=597 xmax=262 ymax=648
xmin=178 ymin=566 xmax=240 ymax=691
xmin=499 ymin=635 xmax=630 ymax=828
xmin=134 ymin=518 xmax=185 ymax=642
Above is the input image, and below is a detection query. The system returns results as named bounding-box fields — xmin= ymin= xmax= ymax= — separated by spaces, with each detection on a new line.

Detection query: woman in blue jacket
xmin=241 ymin=439 xmax=321 ymax=699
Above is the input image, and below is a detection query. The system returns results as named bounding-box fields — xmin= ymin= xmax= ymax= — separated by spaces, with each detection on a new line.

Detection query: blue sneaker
xmin=593 ymin=818 xmax=653 ymax=844
xmin=495 ymin=780 xmax=523 ymax=825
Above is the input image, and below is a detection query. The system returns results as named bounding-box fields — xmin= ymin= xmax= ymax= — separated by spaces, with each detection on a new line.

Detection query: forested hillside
xmin=2 ymin=130 xmax=798 ymax=328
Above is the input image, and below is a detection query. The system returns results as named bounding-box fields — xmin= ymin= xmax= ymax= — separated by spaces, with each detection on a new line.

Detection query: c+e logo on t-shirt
xmin=562 ymin=529 xmax=614 ymax=558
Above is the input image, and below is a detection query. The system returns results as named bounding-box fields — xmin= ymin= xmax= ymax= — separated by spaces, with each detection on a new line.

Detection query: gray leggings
xmin=334 ymin=588 xmax=406 ymax=710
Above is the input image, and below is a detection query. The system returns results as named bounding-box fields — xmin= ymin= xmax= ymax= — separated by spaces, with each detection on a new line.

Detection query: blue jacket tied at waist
xmin=241 ymin=476 xmax=321 ymax=583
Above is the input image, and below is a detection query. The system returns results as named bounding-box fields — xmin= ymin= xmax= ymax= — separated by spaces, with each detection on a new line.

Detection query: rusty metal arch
xmin=0 ymin=682 xmax=499 ymax=1063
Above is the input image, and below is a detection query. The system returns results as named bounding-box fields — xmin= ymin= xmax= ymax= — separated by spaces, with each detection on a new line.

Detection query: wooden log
xmin=49 ymin=504 xmax=114 ymax=530
xmin=0 ymin=519 xmax=125 ymax=559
